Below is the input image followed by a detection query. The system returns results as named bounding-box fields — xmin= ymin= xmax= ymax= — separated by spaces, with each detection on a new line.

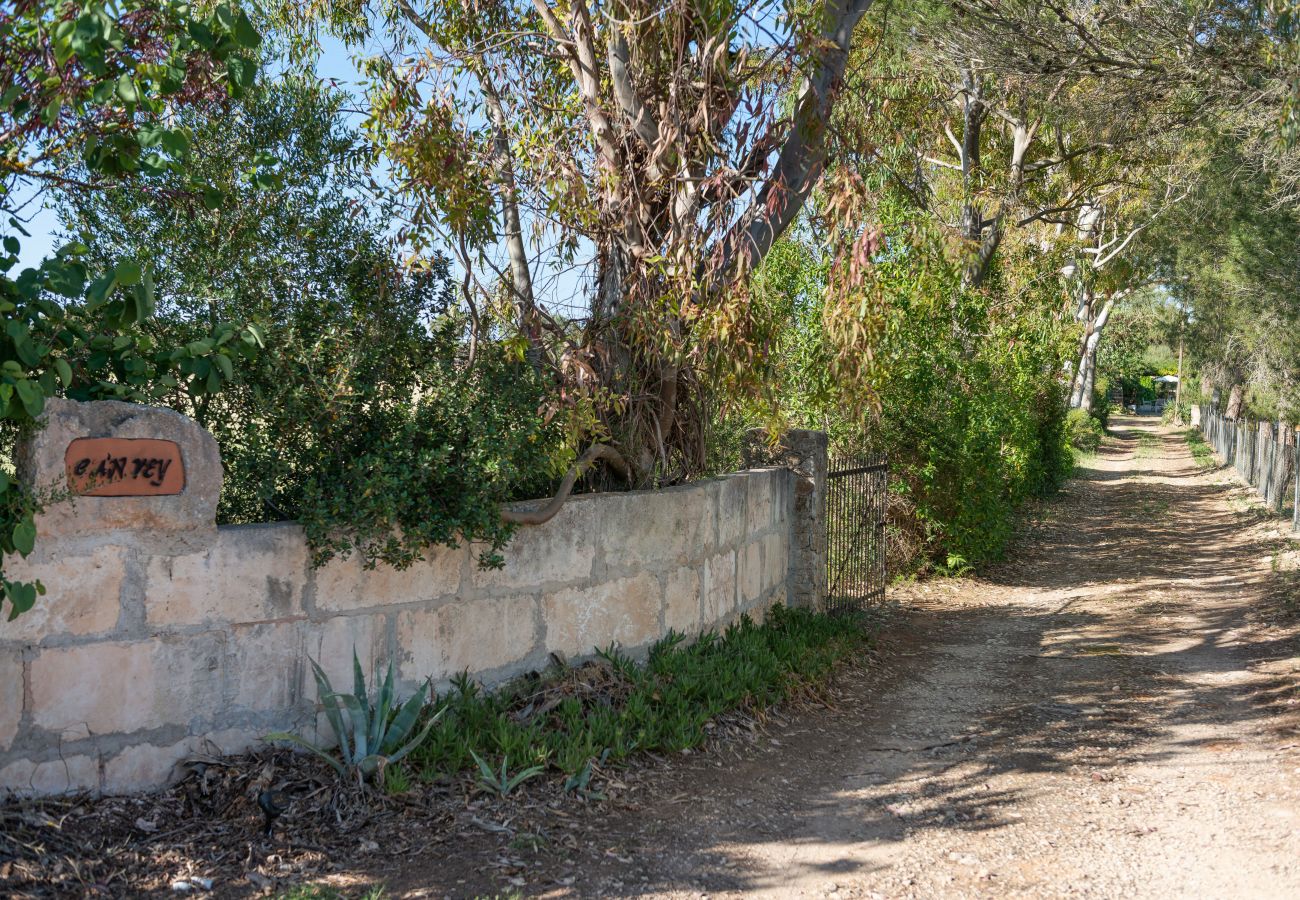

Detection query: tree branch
xmin=500 ymin=444 xmax=631 ymax=525
xmin=713 ymin=0 xmax=876 ymax=279
xmin=605 ymin=5 xmax=660 ymax=149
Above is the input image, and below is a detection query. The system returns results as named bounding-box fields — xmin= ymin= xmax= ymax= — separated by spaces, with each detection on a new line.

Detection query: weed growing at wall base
xmin=402 ymin=605 xmax=873 ymax=786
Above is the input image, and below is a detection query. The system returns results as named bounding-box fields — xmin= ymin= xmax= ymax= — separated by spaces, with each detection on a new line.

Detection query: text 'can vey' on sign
xmin=64 ymin=437 xmax=186 ymax=496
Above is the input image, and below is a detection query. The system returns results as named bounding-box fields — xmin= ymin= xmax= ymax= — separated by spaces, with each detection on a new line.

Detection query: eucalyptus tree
xmin=275 ymin=0 xmax=888 ymax=490
xmin=879 ymin=0 xmax=1298 ymax=411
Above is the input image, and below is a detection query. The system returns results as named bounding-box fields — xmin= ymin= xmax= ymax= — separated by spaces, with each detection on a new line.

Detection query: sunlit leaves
xmin=2 ymin=1 xmax=264 ymax=199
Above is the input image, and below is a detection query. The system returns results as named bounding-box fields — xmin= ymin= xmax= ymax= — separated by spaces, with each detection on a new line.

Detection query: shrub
xmin=1065 ymin=407 xmax=1104 ymax=453
xmin=264 ymin=652 xmax=442 ymax=782
xmin=59 ymin=76 xmax=564 ymax=569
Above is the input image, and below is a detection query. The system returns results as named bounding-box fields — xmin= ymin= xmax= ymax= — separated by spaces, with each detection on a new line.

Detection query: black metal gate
xmin=825 ymin=454 xmax=888 ymax=613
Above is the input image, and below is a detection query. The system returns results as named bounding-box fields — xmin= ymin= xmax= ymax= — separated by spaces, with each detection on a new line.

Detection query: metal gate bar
xmin=824 ymin=454 xmax=888 ymax=614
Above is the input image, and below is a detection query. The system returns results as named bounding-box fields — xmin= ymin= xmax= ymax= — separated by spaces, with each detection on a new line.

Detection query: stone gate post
xmin=743 ymin=429 xmax=828 ymax=609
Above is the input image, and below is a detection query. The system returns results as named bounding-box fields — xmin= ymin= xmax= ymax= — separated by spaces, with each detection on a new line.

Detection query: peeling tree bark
xmin=1069 ymin=291 xmax=1113 ymax=410
xmin=1226 ymin=383 xmax=1246 ymax=421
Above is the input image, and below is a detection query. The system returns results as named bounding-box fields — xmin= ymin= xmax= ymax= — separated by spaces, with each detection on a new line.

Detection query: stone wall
xmin=0 ymin=401 xmax=808 ymax=796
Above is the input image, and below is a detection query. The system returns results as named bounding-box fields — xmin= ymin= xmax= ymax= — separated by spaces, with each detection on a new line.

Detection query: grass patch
xmin=1184 ymin=428 xmax=1216 ymax=469
xmin=1069 ymin=446 xmax=1098 ymax=471
xmin=1136 ymin=430 xmax=1160 ymax=459
xmin=404 ymin=605 xmax=872 ymax=785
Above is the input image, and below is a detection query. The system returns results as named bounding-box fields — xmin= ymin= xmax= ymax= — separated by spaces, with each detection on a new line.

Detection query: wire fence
xmin=1199 ymin=405 xmax=1300 ymax=531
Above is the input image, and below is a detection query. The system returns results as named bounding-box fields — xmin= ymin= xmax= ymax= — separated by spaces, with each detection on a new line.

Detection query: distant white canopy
xmin=1153 ymin=375 xmax=1180 ymax=383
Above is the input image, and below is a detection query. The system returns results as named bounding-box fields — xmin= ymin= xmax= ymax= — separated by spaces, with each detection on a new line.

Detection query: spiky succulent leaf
xmin=385 ymin=705 xmax=445 ymax=765
xmin=369 ymin=660 xmax=395 ymax=756
xmin=506 ymin=764 xmax=545 ymax=793
xmin=308 ymin=658 xmax=350 ymax=764
xmin=262 ymin=732 xmax=347 ymax=775
xmin=326 ymin=691 xmax=371 ymax=760
xmin=352 ymin=650 xmax=368 ymax=715
xmin=381 ymin=679 xmax=429 ymax=754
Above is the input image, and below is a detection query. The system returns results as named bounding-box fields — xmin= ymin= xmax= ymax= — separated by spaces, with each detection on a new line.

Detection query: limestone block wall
xmin=0 ymin=407 xmax=799 ymax=795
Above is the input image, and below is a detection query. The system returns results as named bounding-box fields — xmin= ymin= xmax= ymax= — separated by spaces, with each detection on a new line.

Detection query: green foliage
xmin=1 ymin=1 xmax=266 ymax=620
xmin=744 ymin=212 xmax=1075 ymax=572
xmin=405 ymin=606 xmax=869 ymax=783
xmin=469 ymin=751 xmax=545 ymax=797
xmin=1065 ymin=408 xmax=1104 ymax=453
xmin=264 ymin=652 xmax=442 ymax=782
xmin=0 ymin=250 xmax=262 ymax=617
xmin=1184 ymin=428 xmax=1217 ymax=469
xmin=2 ymin=1 xmax=262 ymax=196
xmin=59 ymin=76 xmax=563 ymax=569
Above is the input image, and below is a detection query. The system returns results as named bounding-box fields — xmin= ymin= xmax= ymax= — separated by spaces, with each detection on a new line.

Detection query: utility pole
xmin=1173 ymin=311 xmax=1185 ymax=424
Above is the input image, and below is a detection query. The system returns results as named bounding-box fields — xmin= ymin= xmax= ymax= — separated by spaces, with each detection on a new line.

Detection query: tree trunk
xmin=1226 ymin=383 xmax=1245 ymax=420
xmin=1069 ymin=293 xmax=1111 ymax=409
xmin=1069 ymin=350 xmax=1089 ymax=408
xmin=1173 ymin=333 xmax=1184 ymax=423
xmin=1080 ymin=345 xmax=1097 ymax=412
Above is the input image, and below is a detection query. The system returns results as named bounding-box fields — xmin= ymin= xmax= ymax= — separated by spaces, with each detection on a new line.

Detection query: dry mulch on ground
xmin=0 ymin=649 xmax=884 ymax=898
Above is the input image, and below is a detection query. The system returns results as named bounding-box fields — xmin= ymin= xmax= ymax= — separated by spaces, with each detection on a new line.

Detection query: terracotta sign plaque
xmin=64 ymin=437 xmax=186 ymax=496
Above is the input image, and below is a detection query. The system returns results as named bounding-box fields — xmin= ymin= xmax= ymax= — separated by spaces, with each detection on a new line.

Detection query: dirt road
xmin=404 ymin=417 xmax=1300 ymax=899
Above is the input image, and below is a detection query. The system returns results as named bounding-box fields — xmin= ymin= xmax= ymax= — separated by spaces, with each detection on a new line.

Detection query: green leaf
xmin=308 ymin=658 xmax=351 ymax=764
xmin=159 ymin=128 xmax=190 ymax=156
xmin=187 ymin=20 xmax=216 ymax=49
xmin=54 ymin=357 xmax=73 ymax=388
xmin=233 ymin=11 xmax=261 ymax=48
xmin=384 ymin=681 xmax=430 ymax=755
xmin=113 ymin=259 xmax=142 ymax=286
xmin=226 ymin=56 xmax=256 ymax=93
xmin=352 ymin=650 xmax=367 ymax=714
xmin=327 ymin=692 xmax=371 ymax=760
xmin=115 ymin=74 xmax=139 ymax=105
xmin=369 ymin=661 xmax=395 ymax=757
xmin=211 ymin=352 xmax=233 ymax=380
xmin=133 ymin=276 xmax=156 ymax=323
xmin=12 ymin=520 xmax=36 ymax=556
xmin=14 ymin=380 xmax=43 ymax=419
xmin=5 ymin=581 xmax=38 ymax=619
xmin=385 ymin=706 xmax=445 ymax=765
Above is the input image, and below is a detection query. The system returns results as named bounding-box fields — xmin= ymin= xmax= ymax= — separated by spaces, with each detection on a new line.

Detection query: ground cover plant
xmin=1185 ymin=428 xmax=1218 ymax=469
xmin=404 ymin=604 xmax=872 ymax=785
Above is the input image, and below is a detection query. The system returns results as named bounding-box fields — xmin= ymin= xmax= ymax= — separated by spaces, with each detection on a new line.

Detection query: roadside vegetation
xmin=269 ymin=605 xmax=874 ymax=793
xmin=1185 ymin=429 xmax=1218 ymax=469
xmin=407 ymin=606 xmax=871 ymax=786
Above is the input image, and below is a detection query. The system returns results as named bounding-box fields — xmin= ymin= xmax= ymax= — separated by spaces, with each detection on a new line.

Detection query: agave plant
xmin=265 ymin=651 xmax=442 ymax=781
